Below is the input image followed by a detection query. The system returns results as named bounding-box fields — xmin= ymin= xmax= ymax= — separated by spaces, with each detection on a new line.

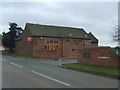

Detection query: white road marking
xmin=10 ymin=62 xmax=23 ymax=68
xmin=32 ymin=70 xmax=71 ymax=86
xmin=2 ymin=59 xmax=7 ymax=62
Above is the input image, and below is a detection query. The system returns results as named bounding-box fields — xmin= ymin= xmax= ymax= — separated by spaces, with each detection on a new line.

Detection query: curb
xmin=58 ymin=64 xmax=63 ymax=67
xmin=58 ymin=64 xmax=66 ymax=68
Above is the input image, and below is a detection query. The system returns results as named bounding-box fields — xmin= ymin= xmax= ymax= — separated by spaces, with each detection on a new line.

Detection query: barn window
xmin=72 ymin=49 xmax=75 ymax=51
xmin=67 ymin=40 xmax=70 ymax=42
xmin=50 ymin=41 xmax=53 ymax=43
xmin=83 ymin=53 xmax=91 ymax=58
xmin=45 ymin=46 xmax=47 ymax=49
xmin=48 ymin=46 xmax=49 ymax=49
xmin=54 ymin=41 xmax=58 ymax=43
xmin=56 ymin=46 xmax=58 ymax=49
xmin=79 ymin=40 xmax=82 ymax=42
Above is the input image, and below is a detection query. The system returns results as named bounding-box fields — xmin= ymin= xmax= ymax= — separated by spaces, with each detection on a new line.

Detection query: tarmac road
xmin=2 ymin=55 xmax=119 ymax=88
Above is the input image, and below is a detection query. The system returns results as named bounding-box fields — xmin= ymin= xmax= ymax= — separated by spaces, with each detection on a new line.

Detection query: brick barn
xmin=15 ymin=23 xmax=98 ymax=59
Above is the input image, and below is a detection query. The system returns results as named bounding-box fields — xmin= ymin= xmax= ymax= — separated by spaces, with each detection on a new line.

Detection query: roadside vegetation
xmin=2 ymin=22 xmax=23 ymax=53
xmin=62 ymin=63 xmax=119 ymax=79
xmin=2 ymin=50 xmax=33 ymax=59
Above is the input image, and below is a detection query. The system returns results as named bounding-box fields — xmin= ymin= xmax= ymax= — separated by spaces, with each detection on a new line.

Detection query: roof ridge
xmin=26 ymin=23 xmax=84 ymax=31
xmin=25 ymin=23 xmax=98 ymax=42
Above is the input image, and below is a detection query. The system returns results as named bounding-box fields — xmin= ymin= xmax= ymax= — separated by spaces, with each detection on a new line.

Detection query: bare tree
xmin=112 ymin=25 xmax=120 ymax=47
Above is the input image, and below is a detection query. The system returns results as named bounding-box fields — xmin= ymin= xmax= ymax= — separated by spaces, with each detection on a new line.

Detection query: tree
xmin=2 ymin=31 xmax=11 ymax=48
xmin=112 ymin=25 xmax=120 ymax=47
xmin=2 ymin=22 xmax=23 ymax=53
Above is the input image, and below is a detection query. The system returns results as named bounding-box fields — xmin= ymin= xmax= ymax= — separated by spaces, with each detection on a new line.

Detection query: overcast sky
xmin=1 ymin=1 xmax=118 ymax=47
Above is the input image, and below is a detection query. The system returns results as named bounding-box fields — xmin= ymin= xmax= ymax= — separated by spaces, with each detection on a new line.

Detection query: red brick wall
xmin=32 ymin=37 xmax=61 ymax=51
xmin=62 ymin=39 xmax=78 ymax=58
xmin=91 ymin=42 xmax=98 ymax=47
xmin=62 ymin=39 xmax=98 ymax=58
xmin=77 ymin=47 xmax=119 ymax=67
xmin=15 ymin=26 xmax=33 ymax=55
xmin=32 ymin=37 xmax=61 ymax=59
xmin=32 ymin=37 xmax=98 ymax=59
xmin=33 ymin=49 xmax=60 ymax=59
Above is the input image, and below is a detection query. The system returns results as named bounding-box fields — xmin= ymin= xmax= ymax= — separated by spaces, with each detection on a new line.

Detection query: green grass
xmin=2 ymin=50 xmax=33 ymax=59
xmin=9 ymin=54 xmax=33 ymax=58
xmin=62 ymin=63 xmax=119 ymax=78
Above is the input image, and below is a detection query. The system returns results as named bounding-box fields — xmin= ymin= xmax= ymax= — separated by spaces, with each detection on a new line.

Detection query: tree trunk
xmin=9 ymin=48 xmax=14 ymax=53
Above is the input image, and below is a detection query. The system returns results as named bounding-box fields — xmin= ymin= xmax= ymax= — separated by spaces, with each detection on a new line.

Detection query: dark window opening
xmin=56 ymin=46 xmax=58 ymax=49
xmin=72 ymin=49 xmax=75 ymax=51
xmin=50 ymin=41 xmax=53 ymax=43
xmin=48 ymin=46 xmax=49 ymax=49
xmin=84 ymin=53 xmax=91 ymax=58
xmin=67 ymin=40 xmax=70 ymax=42
xmin=45 ymin=46 xmax=47 ymax=49
xmin=79 ymin=40 xmax=82 ymax=42
xmin=54 ymin=41 xmax=58 ymax=43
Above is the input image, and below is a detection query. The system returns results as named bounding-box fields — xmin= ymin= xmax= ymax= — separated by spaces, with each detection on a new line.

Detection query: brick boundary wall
xmin=77 ymin=47 xmax=119 ymax=67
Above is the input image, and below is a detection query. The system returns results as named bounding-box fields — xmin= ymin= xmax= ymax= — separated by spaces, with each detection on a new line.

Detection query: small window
xmin=72 ymin=49 xmax=75 ymax=51
xmin=84 ymin=53 xmax=91 ymax=58
xmin=45 ymin=46 xmax=47 ymax=49
xmin=79 ymin=40 xmax=82 ymax=42
xmin=54 ymin=41 xmax=58 ymax=43
xmin=47 ymin=46 xmax=49 ymax=50
xmin=47 ymin=41 xmax=49 ymax=43
xmin=83 ymin=43 xmax=86 ymax=46
xmin=50 ymin=41 xmax=53 ymax=43
xmin=67 ymin=40 xmax=70 ymax=42
xmin=56 ymin=46 xmax=58 ymax=49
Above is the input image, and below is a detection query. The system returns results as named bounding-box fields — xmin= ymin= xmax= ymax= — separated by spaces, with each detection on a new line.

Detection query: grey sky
xmin=1 ymin=1 xmax=118 ymax=47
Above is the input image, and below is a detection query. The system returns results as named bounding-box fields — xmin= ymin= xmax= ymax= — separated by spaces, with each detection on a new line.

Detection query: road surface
xmin=2 ymin=55 xmax=119 ymax=88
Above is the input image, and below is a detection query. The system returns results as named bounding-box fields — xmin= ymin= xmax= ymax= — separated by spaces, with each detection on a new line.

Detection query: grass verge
xmin=61 ymin=63 xmax=119 ymax=79
xmin=9 ymin=54 xmax=33 ymax=58
xmin=2 ymin=50 xmax=33 ymax=59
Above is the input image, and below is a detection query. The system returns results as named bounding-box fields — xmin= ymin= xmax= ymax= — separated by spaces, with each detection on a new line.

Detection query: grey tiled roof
xmin=26 ymin=23 xmax=98 ymax=42
xmin=87 ymin=32 xmax=98 ymax=43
